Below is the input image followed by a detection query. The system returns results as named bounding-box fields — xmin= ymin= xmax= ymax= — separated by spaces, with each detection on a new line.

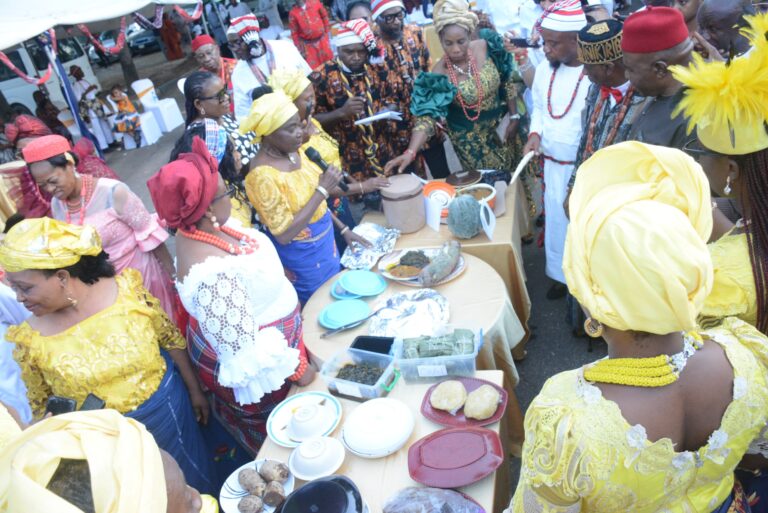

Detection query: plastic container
xmin=350 ymin=336 xmax=395 ymax=356
xmin=381 ymin=174 xmax=425 ymax=233
xmin=394 ymin=329 xmax=483 ymax=383
xmin=321 ymin=348 xmax=400 ymax=401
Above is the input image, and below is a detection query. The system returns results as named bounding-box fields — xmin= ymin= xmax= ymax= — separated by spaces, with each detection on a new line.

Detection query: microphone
xmin=305 ymin=147 xmax=349 ymax=192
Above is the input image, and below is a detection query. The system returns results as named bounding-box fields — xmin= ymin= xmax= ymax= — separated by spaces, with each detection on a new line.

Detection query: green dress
xmin=410 ymin=29 xmax=525 ymax=172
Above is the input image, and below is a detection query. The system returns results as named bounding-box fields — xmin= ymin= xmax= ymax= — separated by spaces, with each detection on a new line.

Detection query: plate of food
xmin=421 ymin=377 xmax=508 ymax=428
xmin=378 ymin=242 xmax=465 ymax=288
xmin=220 ymin=459 xmax=295 ymax=513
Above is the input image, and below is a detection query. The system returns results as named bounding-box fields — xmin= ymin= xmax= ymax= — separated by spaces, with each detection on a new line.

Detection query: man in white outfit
xmin=523 ymin=0 xmax=589 ymax=300
xmin=227 ymin=15 xmax=311 ymax=121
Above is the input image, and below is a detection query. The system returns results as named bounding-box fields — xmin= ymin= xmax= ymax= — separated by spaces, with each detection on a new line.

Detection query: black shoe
xmin=546 ymin=282 xmax=567 ymax=300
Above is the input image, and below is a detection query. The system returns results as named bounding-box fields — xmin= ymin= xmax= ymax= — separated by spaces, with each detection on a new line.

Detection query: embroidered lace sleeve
xmin=111 ymin=183 xmax=169 ymax=252
xmin=9 ymin=330 xmax=50 ymax=419
xmin=179 ymin=262 xmax=299 ymax=404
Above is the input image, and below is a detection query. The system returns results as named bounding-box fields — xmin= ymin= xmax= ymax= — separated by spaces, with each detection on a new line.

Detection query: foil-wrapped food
xmin=340 ymin=222 xmax=400 ymax=270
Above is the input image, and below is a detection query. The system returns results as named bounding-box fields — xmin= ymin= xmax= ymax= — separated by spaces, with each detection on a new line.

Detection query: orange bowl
xmin=423 ymin=181 xmax=456 ymax=218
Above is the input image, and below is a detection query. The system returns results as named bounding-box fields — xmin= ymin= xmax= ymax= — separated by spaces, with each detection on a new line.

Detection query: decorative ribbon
xmin=0 ymin=29 xmax=56 ymax=85
xmin=78 ymin=17 xmax=127 ymax=56
xmin=174 ymin=1 xmax=204 ymax=22
xmin=134 ymin=6 xmax=165 ymax=29
xmin=600 ymin=86 xmax=623 ymax=103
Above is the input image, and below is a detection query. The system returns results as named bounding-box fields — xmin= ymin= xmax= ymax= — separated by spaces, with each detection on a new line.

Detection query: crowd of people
xmin=1 ymin=0 xmax=768 ymax=511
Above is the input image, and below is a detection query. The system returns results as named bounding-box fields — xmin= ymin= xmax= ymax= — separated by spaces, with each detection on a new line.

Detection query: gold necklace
xmin=583 ymin=332 xmax=704 ymax=387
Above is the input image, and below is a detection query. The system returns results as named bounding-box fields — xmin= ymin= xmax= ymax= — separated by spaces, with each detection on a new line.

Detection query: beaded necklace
xmin=336 ymin=60 xmax=386 ymax=176
xmin=179 ymin=225 xmax=260 ymax=255
xmin=583 ymin=86 xmax=635 ymax=160
xmin=65 ymin=174 xmax=96 ymax=225
xmin=547 ymin=67 xmax=586 ymax=120
xmin=583 ymin=332 xmax=704 ymax=388
xmin=445 ymin=51 xmax=484 ymax=122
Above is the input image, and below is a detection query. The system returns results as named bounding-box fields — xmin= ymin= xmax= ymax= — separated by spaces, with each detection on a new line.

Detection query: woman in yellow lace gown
xmin=508 ymin=142 xmax=768 ymax=513
xmin=669 ymin=16 xmax=768 ymax=335
xmin=0 ymin=218 xmax=214 ymax=493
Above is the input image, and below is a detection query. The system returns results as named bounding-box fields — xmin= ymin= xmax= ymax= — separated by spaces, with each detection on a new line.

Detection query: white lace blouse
xmin=177 ymin=226 xmax=300 ymax=405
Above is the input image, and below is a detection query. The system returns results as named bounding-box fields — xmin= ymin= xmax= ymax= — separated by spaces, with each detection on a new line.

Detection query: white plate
xmin=266 ymin=392 xmax=342 ymax=448
xmin=219 ymin=459 xmax=295 ymax=513
xmin=377 ymin=248 xmax=466 ymax=287
xmin=341 ymin=398 xmax=414 ymax=459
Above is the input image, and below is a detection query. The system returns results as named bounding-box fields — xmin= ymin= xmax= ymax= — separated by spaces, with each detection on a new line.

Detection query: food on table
xmin=383 ymin=487 xmax=484 ymax=513
xmin=263 ymin=481 xmax=286 ymax=507
xmin=336 ymin=362 xmax=385 ymax=385
xmin=237 ymin=495 xmax=264 ymax=513
xmin=419 ymin=241 xmax=461 ymax=286
xmin=238 ymin=468 xmax=266 ymax=496
xmin=399 ymin=250 xmax=431 ymax=269
xmin=402 ymin=329 xmax=475 ymax=359
xmin=429 ymin=380 xmax=467 ymax=414
xmin=460 ymin=186 xmax=493 ymax=202
xmin=447 ymin=195 xmax=482 ymax=239
xmin=259 ymin=460 xmax=290 ymax=483
xmin=464 ymin=385 xmax=501 ymax=421
xmin=389 ymin=265 xmax=423 ymax=279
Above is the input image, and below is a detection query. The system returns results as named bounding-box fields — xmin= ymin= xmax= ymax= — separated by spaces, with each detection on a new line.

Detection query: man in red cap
xmin=192 ymin=34 xmax=236 ymax=113
xmin=622 ymin=6 xmax=694 ymax=150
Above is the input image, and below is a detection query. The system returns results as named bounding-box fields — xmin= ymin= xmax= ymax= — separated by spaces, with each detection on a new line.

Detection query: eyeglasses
xmin=380 ymin=10 xmax=405 ymax=24
xmin=199 ymin=88 xmax=230 ymax=104
xmin=682 ymin=139 xmax=722 ymax=161
xmin=212 ymin=185 xmax=237 ymax=203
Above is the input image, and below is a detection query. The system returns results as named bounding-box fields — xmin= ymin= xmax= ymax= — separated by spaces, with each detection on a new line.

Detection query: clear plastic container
xmin=393 ymin=329 xmax=483 ymax=383
xmin=320 ymin=348 xmax=400 ymax=401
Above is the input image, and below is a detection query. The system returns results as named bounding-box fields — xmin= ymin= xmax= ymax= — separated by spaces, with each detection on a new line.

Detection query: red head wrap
xmin=4 ymin=115 xmax=52 ymax=145
xmin=621 ymin=6 xmax=689 ymax=54
xmin=21 ymin=135 xmax=71 ymax=164
xmin=147 ymin=137 xmax=219 ymax=231
xmin=192 ymin=34 xmax=217 ymax=52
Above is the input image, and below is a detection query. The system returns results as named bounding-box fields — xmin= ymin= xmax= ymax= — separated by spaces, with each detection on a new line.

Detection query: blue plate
xmin=330 ymin=278 xmax=362 ymax=300
xmin=339 ymin=270 xmax=387 ymax=297
xmin=319 ymin=299 xmax=371 ymax=329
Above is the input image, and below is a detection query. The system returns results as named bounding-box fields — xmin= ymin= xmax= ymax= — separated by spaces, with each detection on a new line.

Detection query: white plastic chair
xmin=130 ymin=78 xmax=184 ymax=133
xmin=177 ymin=78 xmax=187 ymax=95
xmin=104 ymin=97 xmax=162 ymax=149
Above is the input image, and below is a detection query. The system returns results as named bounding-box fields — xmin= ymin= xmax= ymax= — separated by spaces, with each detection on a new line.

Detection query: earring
xmin=724 ymin=176 xmax=732 ymax=196
xmin=584 ymin=317 xmax=604 ymax=338
xmin=211 ymin=215 xmax=221 ymax=231
xmin=200 ymin=107 xmax=206 ymax=116
xmin=66 ymin=293 xmax=78 ymax=308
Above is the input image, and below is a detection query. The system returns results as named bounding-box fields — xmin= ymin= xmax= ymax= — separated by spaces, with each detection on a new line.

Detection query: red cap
xmin=192 ymin=34 xmax=216 ymax=52
xmin=21 ymin=135 xmax=71 ymax=164
xmin=621 ymin=7 xmax=689 ymax=54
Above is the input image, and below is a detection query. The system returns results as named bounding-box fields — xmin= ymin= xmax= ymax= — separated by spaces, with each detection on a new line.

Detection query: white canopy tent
xmin=0 ymin=0 xmax=198 ymax=51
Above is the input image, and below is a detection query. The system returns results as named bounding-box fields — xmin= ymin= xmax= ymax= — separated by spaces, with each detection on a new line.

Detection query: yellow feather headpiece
xmin=670 ymin=12 xmax=768 ymax=155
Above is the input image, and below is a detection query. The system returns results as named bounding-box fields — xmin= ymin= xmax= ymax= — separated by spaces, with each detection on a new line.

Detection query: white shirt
xmin=530 ymin=61 xmax=590 ymax=162
xmin=232 ymin=39 xmax=311 ymax=121
xmin=0 ymin=283 xmax=31 ymax=424
xmin=475 ymin=0 xmax=526 ymax=34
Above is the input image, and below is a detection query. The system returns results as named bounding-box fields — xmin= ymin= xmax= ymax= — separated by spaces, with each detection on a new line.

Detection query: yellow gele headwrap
xmin=0 ymin=410 xmax=167 ymax=513
xmin=238 ymin=90 xmax=299 ymax=143
xmin=0 ymin=217 xmax=102 ymax=273
xmin=564 ymin=142 xmax=714 ymax=334
xmin=268 ymin=68 xmax=311 ymax=102
xmin=433 ymin=0 xmax=478 ymax=35
xmin=670 ymin=12 xmax=768 ymax=155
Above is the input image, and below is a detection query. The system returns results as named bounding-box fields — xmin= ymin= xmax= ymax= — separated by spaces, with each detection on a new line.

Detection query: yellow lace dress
xmin=509 ymin=317 xmax=768 ymax=513
xmin=700 ymin=231 xmax=757 ymax=328
xmin=302 ymin=118 xmax=341 ymax=168
xmin=7 ymin=269 xmax=186 ymax=418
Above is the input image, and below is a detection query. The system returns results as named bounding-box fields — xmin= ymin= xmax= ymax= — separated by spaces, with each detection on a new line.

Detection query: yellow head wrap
xmin=0 ymin=217 xmax=102 ymax=273
xmin=238 ymin=90 xmax=299 ymax=143
xmin=670 ymin=12 xmax=768 ymax=155
xmin=433 ymin=0 xmax=478 ymax=35
xmin=564 ymin=142 xmax=714 ymax=334
xmin=0 ymin=410 xmax=167 ymax=513
xmin=268 ymin=68 xmax=311 ymax=102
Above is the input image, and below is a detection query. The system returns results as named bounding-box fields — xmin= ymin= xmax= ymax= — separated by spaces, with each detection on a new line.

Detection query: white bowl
xmin=288 ymin=436 xmax=346 ymax=481
xmin=287 ymin=403 xmax=332 ymax=442
xmin=341 ymin=398 xmax=414 ymax=459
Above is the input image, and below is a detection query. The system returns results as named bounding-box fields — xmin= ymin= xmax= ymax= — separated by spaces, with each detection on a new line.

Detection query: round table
xmin=302 ymin=254 xmax=526 ymax=451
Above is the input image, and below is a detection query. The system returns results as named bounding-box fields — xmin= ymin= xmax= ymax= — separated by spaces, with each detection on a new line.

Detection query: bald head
xmin=698 ymin=0 xmax=755 ymax=56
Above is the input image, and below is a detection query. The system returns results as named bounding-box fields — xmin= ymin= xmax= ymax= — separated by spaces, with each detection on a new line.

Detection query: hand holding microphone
xmin=305 ymin=147 xmax=349 ymax=192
